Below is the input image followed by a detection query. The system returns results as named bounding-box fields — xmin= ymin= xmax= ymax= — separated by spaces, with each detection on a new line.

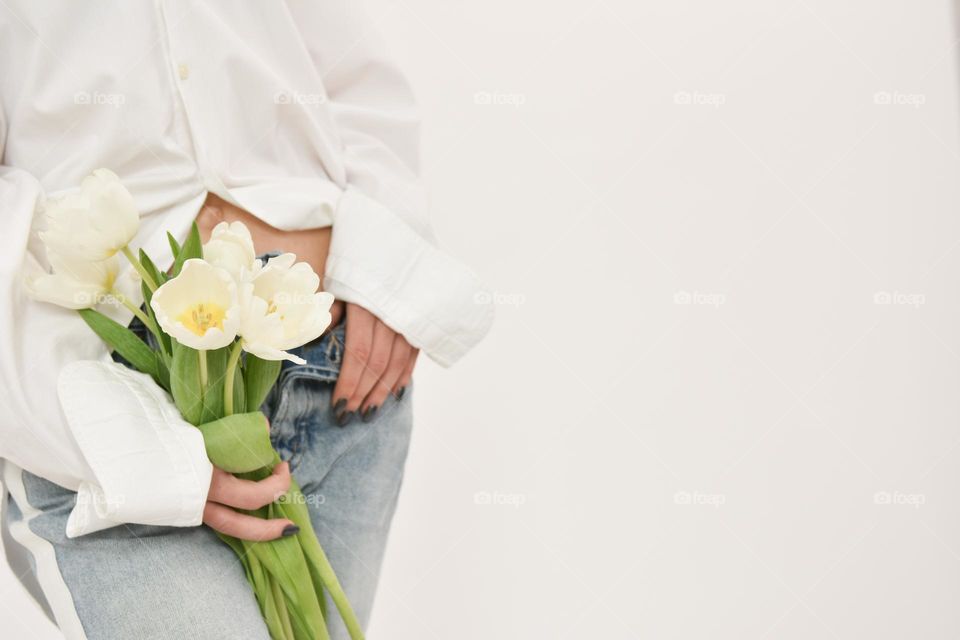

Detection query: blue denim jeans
xmin=2 ymin=321 xmax=413 ymax=639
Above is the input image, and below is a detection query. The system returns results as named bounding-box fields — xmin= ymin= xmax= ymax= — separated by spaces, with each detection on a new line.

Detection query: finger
xmin=347 ymin=319 xmax=395 ymax=419
xmin=207 ymin=462 xmax=291 ymax=511
xmin=360 ymin=335 xmax=412 ymax=419
xmin=203 ymin=502 xmax=298 ymax=542
xmin=393 ymin=348 xmax=419 ymax=399
xmin=332 ymin=304 xmax=376 ymax=425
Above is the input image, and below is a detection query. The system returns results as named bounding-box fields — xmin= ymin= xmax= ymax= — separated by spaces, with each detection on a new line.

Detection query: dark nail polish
xmin=336 ymin=410 xmax=355 ymax=428
xmin=282 ymin=524 xmax=300 ymax=537
xmin=332 ymin=398 xmax=347 ymax=415
xmin=396 ymin=386 xmax=406 ymax=400
xmin=362 ymin=406 xmax=378 ymax=423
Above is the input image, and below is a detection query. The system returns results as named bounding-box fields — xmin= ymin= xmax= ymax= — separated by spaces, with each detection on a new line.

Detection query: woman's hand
xmin=329 ymin=301 xmax=418 ymax=426
xmin=202 ymin=462 xmax=299 ymax=541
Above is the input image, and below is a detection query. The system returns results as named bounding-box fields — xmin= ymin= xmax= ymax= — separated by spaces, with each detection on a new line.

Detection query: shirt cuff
xmin=323 ymin=187 xmax=494 ymax=367
xmin=58 ymin=361 xmax=212 ymax=538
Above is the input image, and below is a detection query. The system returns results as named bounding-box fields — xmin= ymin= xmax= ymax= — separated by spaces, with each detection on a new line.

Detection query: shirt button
xmin=178 ymin=63 xmax=190 ymax=80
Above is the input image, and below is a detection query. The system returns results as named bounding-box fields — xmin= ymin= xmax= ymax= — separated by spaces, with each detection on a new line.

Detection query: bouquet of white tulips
xmin=26 ymin=169 xmax=363 ymax=640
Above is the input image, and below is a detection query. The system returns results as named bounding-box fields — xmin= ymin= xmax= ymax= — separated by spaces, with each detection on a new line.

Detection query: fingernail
xmin=282 ymin=524 xmax=300 ymax=537
xmin=396 ymin=386 xmax=407 ymax=400
xmin=332 ymin=398 xmax=347 ymax=415
xmin=336 ymin=410 xmax=355 ymax=428
xmin=362 ymin=405 xmax=378 ymax=423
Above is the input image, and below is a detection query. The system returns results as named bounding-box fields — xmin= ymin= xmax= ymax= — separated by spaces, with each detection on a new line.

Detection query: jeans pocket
xmin=267 ymin=372 xmax=332 ymax=469
xmin=263 ymin=324 xmax=344 ymax=467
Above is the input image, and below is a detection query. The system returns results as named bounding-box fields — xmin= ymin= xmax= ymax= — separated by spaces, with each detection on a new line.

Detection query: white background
xmin=5 ymin=1 xmax=960 ymax=638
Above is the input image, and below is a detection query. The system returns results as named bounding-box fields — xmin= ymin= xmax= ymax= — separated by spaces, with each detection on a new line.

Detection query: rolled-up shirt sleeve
xmin=286 ymin=0 xmax=494 ymax=366
xmin=57 ymin=362 xmax=213 ymax=537
xmin=0 ymin=146 xmax=211 ymax=536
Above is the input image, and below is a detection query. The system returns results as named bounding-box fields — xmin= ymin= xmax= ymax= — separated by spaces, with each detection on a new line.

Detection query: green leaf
xmin=318 ymin=580 xmax=327 ymax=623
xmin=245 ymin=355 xmax=282 ymax=412
xmin=276 ymin=485 xmax=329 ymax=627
xmin=270 ymin=572 xmax=296 ymax=640
xmin=200 ymin=346 xmax=228 ymax=423
xmin=240 ymin=541 xmax=288 ymax=640
xmin=243 ymin=537 xmax=308 ymax=640
xmin=232 ymin=356 xmax=247 ymax=417
xmin=154 ymin=351 xmax=171 ymax=392
xmin=249 ymin=537 xmax=328 ymax=640
xmin=78 ymin=309 xmax=158 ymax=380
xmin=137 ymin=249 xmax=167 ymax=291
xmin=170 ymin=342 xmax=203 ymax=425
xmin=138 ymin=250 xmax=172 ymax=357
xmin=195 ymin=412 xmax=275 ymax=472
xmin=167 ymin=232 xmax=182 ymax=263
xmin=171 ymin=222 xmax=202 ymax=277
xmin=277 ymin=481 xmax=365 ymax=640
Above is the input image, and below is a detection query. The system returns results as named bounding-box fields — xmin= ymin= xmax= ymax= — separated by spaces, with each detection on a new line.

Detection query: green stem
xmin=223 ymin=340 xmax=243 ymax=416
xmin=111 ymin=291 xmax=167 ymax=361
xmin=278 ymin=479 xmax=365 ymax=639
xmin=120 ymin=246 xmax=158 ymax=292
xmin=198 ymin=349 xmax=208 ymax=388
xmin=113 ymin=291 xmax=151 ymax=328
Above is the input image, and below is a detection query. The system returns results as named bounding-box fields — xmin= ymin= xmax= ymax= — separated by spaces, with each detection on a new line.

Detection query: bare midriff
xmin=195 ymin=193 xmax=331 ymax=279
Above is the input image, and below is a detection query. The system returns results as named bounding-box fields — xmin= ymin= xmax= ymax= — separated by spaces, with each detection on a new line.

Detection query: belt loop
xmin=326 ymin=326 xmax=343 ymax=364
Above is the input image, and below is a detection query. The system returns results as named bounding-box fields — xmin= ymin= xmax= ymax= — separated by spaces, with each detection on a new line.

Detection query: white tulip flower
xmin=40 ymin=169 xmax=140 ymax=261
xmin=202 ymin=221 xmax=257 ymax=282
xmin=25 ymin=251 xmax=121 ymax=311
xmin=150 ymin=259 xmax=241 ymax=350
xmin=239 ymin=253 xmax=334 ymax=363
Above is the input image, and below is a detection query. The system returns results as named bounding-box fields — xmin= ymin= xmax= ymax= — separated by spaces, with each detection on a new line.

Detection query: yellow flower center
xmin=266 ymin=298 xmax=286 ymax=321
xmin=177 ymin=303 xmax=226 ymax=336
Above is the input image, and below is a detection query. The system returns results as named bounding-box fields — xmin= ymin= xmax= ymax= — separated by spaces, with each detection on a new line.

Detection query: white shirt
xmin=0 ymin=1 xmax=493 ymax=535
